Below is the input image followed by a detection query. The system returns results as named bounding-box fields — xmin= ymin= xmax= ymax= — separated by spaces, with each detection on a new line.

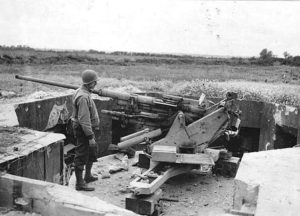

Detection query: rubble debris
xmin=99 ymin=169 xmax=111 ymax=179
xmin=14 ymin=197 xmax=31 ymax=206
xmin=118 ymin=186 xmax=131 ymax=194
xmin=121 ymin=155 xmax=129 ymax=171
xmin=108 ymin=165 xmax=125 ymax=174
xmin=0 ymin=90 xmax=17 ymax=98
xmin=104 ymin=154 xmax=130 ymax=174
xmin=14 ymin=197 xmax=32 ymax=212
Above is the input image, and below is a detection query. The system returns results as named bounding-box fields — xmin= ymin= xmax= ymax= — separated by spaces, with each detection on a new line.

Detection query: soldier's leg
xmin=84 ymin=145 xmax=98 ymax=183
xmin=73 ymin=124 xmax=95 ymax=191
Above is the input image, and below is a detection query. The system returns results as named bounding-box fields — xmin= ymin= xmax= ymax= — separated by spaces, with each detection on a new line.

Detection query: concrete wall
xmin=13 ymin=95 xmax=300 ymax=155
xmin=14 ymin=94 xmax=113 ymax=157
xmin=0 ymin=131 xmax=65 ymax=184
xmin=210 ymin=98 xmax=300 ymax=151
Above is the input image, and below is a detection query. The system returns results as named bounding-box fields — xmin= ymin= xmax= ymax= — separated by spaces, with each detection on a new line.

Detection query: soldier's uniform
xmin=71 ymin=84 xmax=100 ymax=190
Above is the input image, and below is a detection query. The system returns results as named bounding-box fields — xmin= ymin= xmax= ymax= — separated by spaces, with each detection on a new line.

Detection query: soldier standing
xmin=71 ymin=70 xmax=100 ymax=191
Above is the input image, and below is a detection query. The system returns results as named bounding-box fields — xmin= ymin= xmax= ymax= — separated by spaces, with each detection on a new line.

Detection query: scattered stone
xmin=99 ymin=170 xmax=111 ymax=179
xmin=108 ymin=165 xmax=124 ymax=174
xmin=119 ymin=186 xmax=131 ymax=194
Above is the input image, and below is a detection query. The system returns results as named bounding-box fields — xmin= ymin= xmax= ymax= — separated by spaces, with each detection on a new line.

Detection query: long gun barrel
xmin=15 ymin=75 xmax=79 ymax=90
xmin=15 ymin=75 xmax=207 ymax=117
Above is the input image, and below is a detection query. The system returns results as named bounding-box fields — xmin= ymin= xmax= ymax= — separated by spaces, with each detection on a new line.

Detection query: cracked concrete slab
xmin=234 ymin=148 xmax=300 ymax=216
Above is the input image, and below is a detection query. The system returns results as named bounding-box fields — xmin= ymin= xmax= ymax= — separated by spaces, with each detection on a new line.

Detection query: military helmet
xmin=81 ymin=70 xmax=99 ymax=84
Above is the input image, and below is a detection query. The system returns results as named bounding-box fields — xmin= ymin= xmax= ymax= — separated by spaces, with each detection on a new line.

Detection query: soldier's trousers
xmin=72 ymin=122 xmax=97 ymax=170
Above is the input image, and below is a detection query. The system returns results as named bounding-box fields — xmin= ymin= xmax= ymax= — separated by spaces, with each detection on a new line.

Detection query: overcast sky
xmin=0 ymin=0 xmax=299 ymax=57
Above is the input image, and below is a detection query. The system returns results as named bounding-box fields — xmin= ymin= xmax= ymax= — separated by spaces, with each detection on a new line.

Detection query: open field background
xmin=0 ymin=48 xmax=300 ymax=106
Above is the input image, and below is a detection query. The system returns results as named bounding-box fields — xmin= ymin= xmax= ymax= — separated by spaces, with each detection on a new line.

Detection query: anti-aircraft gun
xmin=15 ymin=75 xmax=241 ymax=151
xmin=15 ymin=75 xmax=241 ymax=211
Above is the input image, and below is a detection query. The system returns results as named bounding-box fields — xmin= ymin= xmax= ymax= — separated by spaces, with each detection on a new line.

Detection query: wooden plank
xmin=0 ymin=173 xmax=138 ymax=216
xmin=152 ymin=145 xmax=215 ymax=165
xmin=130 ymin=163 xmax=193 ymax=195
xmin=175 ymin=153 xmax=215 ymax=165
xmin=126 ymin=189 xmax=162 ymax=215
xmin=151 ymin=145 xmax=177 ymax=162
xmin=259 ymin=103 xmax=276 ymax=151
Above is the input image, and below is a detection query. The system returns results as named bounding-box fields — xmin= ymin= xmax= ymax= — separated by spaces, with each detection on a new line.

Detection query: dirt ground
xmin=68 ymin=154 xmax=234 ymax=216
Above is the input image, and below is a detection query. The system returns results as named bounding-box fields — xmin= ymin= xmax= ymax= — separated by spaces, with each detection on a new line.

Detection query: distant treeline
xmin=0 ymin=45 xmax=299 ymax=67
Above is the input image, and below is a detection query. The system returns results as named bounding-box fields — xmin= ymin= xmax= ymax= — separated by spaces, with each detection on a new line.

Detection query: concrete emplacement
xmin=0 ymin=93 xmax=300 ymax=216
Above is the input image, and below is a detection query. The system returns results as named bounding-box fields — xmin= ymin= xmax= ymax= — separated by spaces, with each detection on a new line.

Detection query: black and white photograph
xmin=0 ymin=0 xmax=299 ymax=216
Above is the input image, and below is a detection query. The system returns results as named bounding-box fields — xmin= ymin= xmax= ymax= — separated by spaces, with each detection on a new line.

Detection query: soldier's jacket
xmin=71 ymin=85 xmax=100 ymax=139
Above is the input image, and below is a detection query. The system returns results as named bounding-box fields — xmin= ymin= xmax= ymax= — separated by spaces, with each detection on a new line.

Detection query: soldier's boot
xmin=84 ymin=162 xmax=98 ymax=183
xmin=75 ymin=166 xmax=95 ymax=191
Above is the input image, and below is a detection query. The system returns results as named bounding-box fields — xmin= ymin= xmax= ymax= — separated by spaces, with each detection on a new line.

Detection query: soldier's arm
xmin=77 ymin=97 xmax=94 ymax=140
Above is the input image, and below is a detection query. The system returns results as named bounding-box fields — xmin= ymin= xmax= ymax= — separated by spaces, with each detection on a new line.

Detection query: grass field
xmin=0 ymin=50 xmax=300 ymax=106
